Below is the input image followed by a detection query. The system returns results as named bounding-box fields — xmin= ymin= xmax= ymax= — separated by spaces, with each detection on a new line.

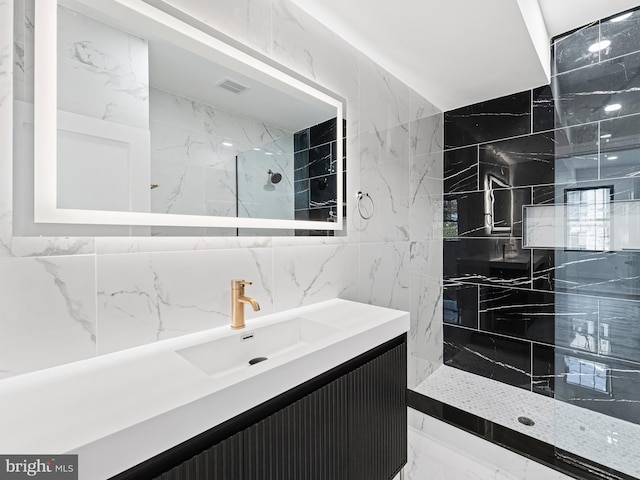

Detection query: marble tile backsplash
xmin=3 ymin=0 xmax=443 ymax=381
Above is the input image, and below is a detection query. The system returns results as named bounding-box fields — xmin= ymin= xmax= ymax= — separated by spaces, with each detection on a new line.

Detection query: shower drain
xmin=518 ymin=416 xmax=535 ymax=426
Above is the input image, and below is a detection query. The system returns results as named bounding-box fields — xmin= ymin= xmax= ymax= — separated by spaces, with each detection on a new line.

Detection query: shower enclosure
xmin=432 ymin=6 xmax=640 ymax=480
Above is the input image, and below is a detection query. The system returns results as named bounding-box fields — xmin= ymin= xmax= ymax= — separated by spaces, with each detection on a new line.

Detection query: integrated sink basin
xmin=176 ymin=317 xmax=340 ymax=378
xmin=0 ymin=299 xmax=409 ymax=480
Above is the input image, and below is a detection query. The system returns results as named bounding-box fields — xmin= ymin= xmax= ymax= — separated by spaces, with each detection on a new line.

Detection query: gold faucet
xmin=231 ymin=280 xmax=260 ymax=329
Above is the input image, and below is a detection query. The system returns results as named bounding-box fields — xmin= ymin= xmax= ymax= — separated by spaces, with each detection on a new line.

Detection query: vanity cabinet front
xmin=111 ymin=335 xmax=407 ymax=480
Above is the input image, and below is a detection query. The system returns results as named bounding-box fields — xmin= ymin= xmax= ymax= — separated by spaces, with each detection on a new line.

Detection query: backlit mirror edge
xmin=33 ymin=0 xmax=344 ymax=232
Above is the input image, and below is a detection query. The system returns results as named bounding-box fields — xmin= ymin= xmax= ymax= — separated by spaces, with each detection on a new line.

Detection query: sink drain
xmin=249 ymin=357 xmax=268 ymax=366
xmin=518 ymin=416 xmax=535 ymax=426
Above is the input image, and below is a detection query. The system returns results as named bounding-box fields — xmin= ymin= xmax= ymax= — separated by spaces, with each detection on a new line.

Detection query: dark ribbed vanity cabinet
xmin=113 ymin=335 xmax=406 ymax=480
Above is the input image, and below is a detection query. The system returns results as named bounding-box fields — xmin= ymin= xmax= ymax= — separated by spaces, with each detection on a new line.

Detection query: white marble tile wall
xmin=2 ymin=0 xmax=443 ymax=387
xmin=150 ymin=87 xmax=294 ymax=223
xmin=57 ymin=4 xmax=149 ymax=129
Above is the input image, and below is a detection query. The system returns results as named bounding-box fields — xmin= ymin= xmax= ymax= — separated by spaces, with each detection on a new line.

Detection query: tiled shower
xmin=433 ymin=6 xmax=640 ymax=479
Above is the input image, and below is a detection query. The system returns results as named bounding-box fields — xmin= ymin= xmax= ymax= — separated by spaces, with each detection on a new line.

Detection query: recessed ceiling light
xmin=600 ymin=134 xmax=612 ymax=139
xmin=265 ymin=152 xmax=274 ymax=156
xmin=611 ymin=12 xmax=632 ymax=22
xmin=588 ymin=40 xmax=611 ymax=53
xmin=606 ymin=155 xmax=618 ymax=161
xmin=604 ymin=103 xmax=622 ymax=112
xmin=222 ymin=141 xmax=233 ymax=147
xmin=253 ymin=147 xmax=261 ymax=151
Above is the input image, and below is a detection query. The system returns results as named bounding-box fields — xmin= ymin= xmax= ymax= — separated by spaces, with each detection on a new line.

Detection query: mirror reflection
xmin=57 ymin=1 xmax=341 ymax=229
xmin=15 ymin=0 xmax=345 ymax=235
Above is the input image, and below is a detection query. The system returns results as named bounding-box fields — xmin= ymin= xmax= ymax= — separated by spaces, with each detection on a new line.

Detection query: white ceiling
xmin=290 ymin=0 xmax=640 ymax=111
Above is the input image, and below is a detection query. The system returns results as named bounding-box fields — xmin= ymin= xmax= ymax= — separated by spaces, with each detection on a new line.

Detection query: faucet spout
xmin=231 ymin=280 xmax=260 ymax=329
xmin=238 ymin=295 xmax=260 ymax=311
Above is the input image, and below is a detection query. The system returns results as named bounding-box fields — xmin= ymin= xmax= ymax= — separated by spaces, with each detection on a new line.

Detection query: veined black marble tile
xmin=600 ymin=8 xmax=640 ymax=61
xmin=535 ymin=179 xmax=639 ymax=204
xmin=533 ymin=85 xmax=555 ymax=133
xmin=294 ymin=150 xmax=309 ymax=181
xmin=597 ymin=297 xmax=640 ymax=363
xmin=553 ymin=50 xmax=640 ymax=128
xmin=479 ymin=286 xmax=555 ymax=344
xmin=555 ymin=347 xmax=640 ymax=425
xmin=444 ymin=146 xmax=477 ymax=193
xmin=532 ymin=250 xmax=555 ymax=291
xmin=444 ymin=238 xmax=532 ymax=288
xmin=444 ymin=325 xmax=532 ymax=390
xmin=443 ymin=188 xmax=530 ymax=238
xmin=554 ymin=292 xmax=600 ymax=353
xmin=309 ymin=174 xmax=336 ymax=208
xmin=308 ymin=144 xmax=332 ymax=178
xmin=294 ymin=128 xmax=309 ymax=152
xmin=310 ymin=118 xmax=336 ymax=148
xmin=443 ymin=284 xmax=478 ymax=328
xmin=444 ymin=91 xmax=532 ymax=149
xmin=294 ymin=179 xmax=309 ymax=209
xmin=479 ymin=124 xmax=598 ymax=189
xmin=532 ymin=185 xmax=557 ymax=204
xmin=600 ymin=113 xmax=640 ymax=179
xmin=552 ymin=22 xmax=600 ymax=76
xmin=555 ymin=124 xmax=599 ymax=184
xmin=554 ymin=249 xmax=640 ymax=300
xmin=533 ymin=344 xmax=555 ymax=397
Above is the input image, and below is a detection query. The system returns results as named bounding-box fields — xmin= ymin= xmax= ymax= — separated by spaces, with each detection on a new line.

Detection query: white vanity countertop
xmin=0 ymin=299 xmax=409 ymax=480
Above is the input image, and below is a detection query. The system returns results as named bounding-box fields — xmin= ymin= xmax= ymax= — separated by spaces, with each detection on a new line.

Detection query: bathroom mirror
xmin=27 ymin=0 xmax=344 ymax=234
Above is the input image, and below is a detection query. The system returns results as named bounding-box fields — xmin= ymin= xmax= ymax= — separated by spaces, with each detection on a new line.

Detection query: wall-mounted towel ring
xmin=357 ymin=191 xmax=374 ymax=220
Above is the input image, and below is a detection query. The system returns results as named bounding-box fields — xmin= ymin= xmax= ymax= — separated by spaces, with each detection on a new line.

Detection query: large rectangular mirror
xmin=20 ymin=0 xmax=344 ymax=235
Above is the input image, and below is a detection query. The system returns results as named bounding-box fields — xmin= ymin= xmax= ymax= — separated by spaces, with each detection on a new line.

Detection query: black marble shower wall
xmin=293 ymin=118 xmax=347 ymax=236
xmin=443 ymin=6 xmax=640 ymax=425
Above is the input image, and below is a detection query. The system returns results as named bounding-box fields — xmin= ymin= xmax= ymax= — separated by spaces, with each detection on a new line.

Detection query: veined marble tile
xmin=272 ymin=243 xmax=358 ymax=310
xmin=358 ymin=195 xmax=410 ymax=244
xmin=96 ymin=248 xmax=274 ymax=354
xmin=359 ymin=242 xmax=410 ymax=311
xmin=150 ymin=120 xmax=205 ymax=215
xmin=57 ymin=5 xmax=149 ymax=129
xmin=410 ymin=88 xmax=441 ymax=122
xmin=12 ymin=0 xmax=33 ymax=104
xmin=150 ymin=87 xmax=205 ymax=133
xmin=552 ymin=22 xmax=599 ymax=75
xmin=0 ymin=255 xmax=96 ymax=378
xmin=359 ymin=123 xmax=411 ymax=169
xmin=444 ymin=325 xmax=532 ymax=391
xmin=444 ymin=146 xmax=478 ymax=194
xmin=409 ymin=192 xmax=442 ymax=242
xmin=410 ymin=152 xmax=442 ymax=199
xmin=164 ymin=0 xmax=272 ymax=55
xmin=409 ymin=275 xmax=442 ymax=388
xmin=410 ymin=112 xmax=443 ymax=157
xmin=601 ymin=8 xmax=640 ymax=61
xmin=360 ymin=157 xmax=410 ymax=203
xmin=444 ymin=91 xmax=531 ymax=149
xmin=409 ymin=240 xmax=442 ymax=282
xmin=553 ymin=50 xmax=640 ymax=128
xmin=359 ymin=54 xmax=410 ymax=134
xmin=271 ymin=0 xmax=359 ymax=107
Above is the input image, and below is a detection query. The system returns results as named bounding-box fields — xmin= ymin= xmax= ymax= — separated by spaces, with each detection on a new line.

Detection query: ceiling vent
xmin=217 ymin=78 xmax=250 ymax=94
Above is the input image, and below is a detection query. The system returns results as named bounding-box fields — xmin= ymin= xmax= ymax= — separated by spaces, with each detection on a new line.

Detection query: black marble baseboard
xmin=407 ymin=390 xmax=636 ymax=480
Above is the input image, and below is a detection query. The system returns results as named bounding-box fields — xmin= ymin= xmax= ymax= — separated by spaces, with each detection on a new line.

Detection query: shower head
xmin=268 ymin=169 xmax=282 ymax=184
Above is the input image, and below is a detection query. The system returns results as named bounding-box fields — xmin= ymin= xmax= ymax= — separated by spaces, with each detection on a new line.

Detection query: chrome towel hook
xmin=357 ymin=191 xmax=374 ymax=220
